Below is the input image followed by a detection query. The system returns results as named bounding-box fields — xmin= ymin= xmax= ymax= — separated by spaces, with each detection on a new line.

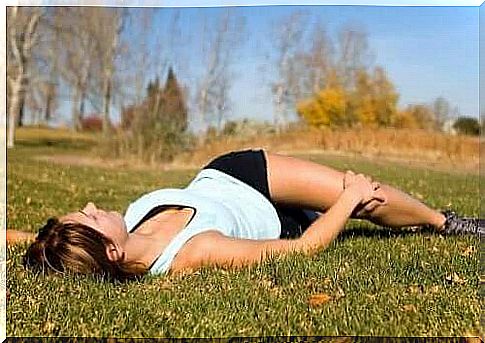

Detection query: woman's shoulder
xmin=169 ymin=230 xmax=223 ymax=272
xmin=124 ymin=188 xmax=188 ymax=231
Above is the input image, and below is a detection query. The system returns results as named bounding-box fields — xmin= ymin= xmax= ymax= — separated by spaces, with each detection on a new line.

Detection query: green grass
xmin=6 ymin=131 xmax=482 ymax=337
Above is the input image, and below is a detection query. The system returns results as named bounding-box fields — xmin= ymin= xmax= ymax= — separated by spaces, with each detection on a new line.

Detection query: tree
xmin=271 ymin=12 xmax=307 ymax=130
xmin=117 ymin=67 xmax=190 ymax=162
xmin=300 ymin=23 xmax=334 ymax=96
xmin=351 ymin=69 xmax=376 ymax=126
xmin=91 ymin=8 xmax=125 ymax=135
xmin=298 ymin=66 xmax=398 ymax=129
xmin=395 ymin=108 xmax=420 ymax=129
xmin=196 ymin=10 xmax=245 ymax=132
xmin=399 ymin=104 xmax=436 ymax=130
xmin=336 ymin=25 xmax=373 ymax=91
xmin=161 ymin=67 xmax=188 ymax=132
xmin=52 ymin=7 xmax=101 ymax=131
xmin=432 ymin=97 xmax=451 ymax=131
xmin=7 ymin=7 xmax=44 ymax=147
xmin=453 ymin=117 xmax=480 ymax=136
xmin=297 ymin=74 xmax=347 ymax=128
xmin=371 ymin=67 xmax=399 ymax=127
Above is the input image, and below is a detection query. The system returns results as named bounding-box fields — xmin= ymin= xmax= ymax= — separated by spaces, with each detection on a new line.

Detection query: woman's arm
xmin=171 ymin=183 xmax=370 ymax=273
xmin=6 ymin=230 xmax=36 ymax=245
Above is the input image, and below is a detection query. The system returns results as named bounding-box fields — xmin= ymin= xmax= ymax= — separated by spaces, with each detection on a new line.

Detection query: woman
xmin=17 ymin=149 xmax=481 ymax=281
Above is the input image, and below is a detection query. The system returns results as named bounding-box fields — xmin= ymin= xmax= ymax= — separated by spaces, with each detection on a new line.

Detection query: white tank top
xmin=123 ymin=169 xmax=281 ymax=274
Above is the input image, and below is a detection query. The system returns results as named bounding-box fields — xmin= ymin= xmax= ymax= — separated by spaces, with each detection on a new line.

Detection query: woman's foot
xmin=438 ymin=210 xmax=484 ymax=236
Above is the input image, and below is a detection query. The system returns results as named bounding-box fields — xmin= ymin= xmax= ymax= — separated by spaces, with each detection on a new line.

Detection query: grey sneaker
xmin=440 ymin=210 xmax=484 ymax=236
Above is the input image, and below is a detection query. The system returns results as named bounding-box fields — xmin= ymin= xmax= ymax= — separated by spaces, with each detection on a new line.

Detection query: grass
xmin=6 ymin=128 xmax=483 ymax=337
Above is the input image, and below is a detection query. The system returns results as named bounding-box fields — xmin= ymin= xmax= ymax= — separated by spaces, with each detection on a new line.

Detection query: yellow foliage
xmin=351 ymin=68 xmax=398 ymax=128
xmin=297 ymin=85 xmax=346 ymax=128
xmin=355 ymin=95 xmax=377 ymax=126
xmin=395 ymin=105 xmax=436 ymax=130
xmin=395 ymin=110 xmax=419 ymax=129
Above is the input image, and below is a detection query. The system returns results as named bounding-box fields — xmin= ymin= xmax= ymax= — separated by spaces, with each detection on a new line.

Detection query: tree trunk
xmin=44 ymin=92 xmax=52 ymax=123
xmin=79 ymin=91 xmax=86 ymax=122
xmin=7 ymin=7 xmax=43 ymax=146
xmin=71 ymin=88 xmax=82 ymax=131
xmin=7 ymin=77 xmax=22 ymax=148
xmin=102 ymin=72 xmax=112 ymax=136
xmin=17 ymin=100 xmax=24 ymax=127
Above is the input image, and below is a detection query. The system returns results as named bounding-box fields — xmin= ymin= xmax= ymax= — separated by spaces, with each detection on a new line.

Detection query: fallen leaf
xmin=335 ymin=286 xmax=346 ymax=300
xmin=42 ymin=321 xmax=56 ymax=334
xmin=308 ymin=293 xmax=332 ymax=306
xmin=445 ymin=272 xmax=467 ymax=285
xmin=461 ymin=246 xmax=476 ymax=257
xmin=26 ymin=197 xmax=31 ymax=205
xmin=401 ymin=304 xmax=417 ymax=313
xmin=408 ymin=285 xmax=423 ymax=294
xmin=155 ymin=281 xmax=173 ymax=290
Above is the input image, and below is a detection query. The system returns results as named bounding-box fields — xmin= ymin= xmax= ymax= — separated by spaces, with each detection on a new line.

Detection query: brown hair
xmin=23 ymin=218 xmax=148 ymax=282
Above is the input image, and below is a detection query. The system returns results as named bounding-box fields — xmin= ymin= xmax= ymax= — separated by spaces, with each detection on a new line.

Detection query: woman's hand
xmin=343 ymin=170 xmax=386 ymax=204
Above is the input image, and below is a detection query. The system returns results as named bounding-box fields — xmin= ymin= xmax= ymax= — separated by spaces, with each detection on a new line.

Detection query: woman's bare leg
xmin=265 ymin=152 xmax=446 ymax=229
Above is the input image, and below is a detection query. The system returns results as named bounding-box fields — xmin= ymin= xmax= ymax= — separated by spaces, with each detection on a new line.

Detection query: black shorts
xmin=203 ymin=149 xmax=318 ymax=239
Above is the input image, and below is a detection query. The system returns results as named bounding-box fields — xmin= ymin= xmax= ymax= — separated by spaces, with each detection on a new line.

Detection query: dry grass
xmin=177 ymin=127 xmax=479 ymax=171
xmin=15 ymin=125 xmax=99 ymax=143
xmin=17 ymin=126 xmax=479 ymax=174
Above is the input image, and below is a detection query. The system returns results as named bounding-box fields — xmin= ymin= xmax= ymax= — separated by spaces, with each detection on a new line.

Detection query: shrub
xmin=80 ymin=116 xmax=103 ymax=132
xmin=105 ymin=68 xmax=192 ymax=162
xmin=453 ymin=117 xmax=480 ymax=136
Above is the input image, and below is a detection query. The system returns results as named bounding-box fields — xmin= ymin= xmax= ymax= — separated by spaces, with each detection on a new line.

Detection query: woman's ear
xmin=105 ymin=243 xmax=123 ymax=262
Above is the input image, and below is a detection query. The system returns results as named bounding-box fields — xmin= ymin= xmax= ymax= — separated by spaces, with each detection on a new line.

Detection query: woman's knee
xmin=353 ymin=187 xmax=390 ymax=219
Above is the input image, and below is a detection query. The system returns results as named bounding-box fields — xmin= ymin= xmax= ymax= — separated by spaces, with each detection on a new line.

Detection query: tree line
xmin=7 ymin=7 xmax=480 ymax=153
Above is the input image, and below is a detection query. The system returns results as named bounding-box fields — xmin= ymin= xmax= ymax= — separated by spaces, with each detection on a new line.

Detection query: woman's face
xmin=60 ymin=202 xmax=128 ymax=245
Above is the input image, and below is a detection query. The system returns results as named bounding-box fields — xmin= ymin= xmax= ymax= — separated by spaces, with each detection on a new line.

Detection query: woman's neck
xmin=121 ymin=208 xmax=195 ymax=268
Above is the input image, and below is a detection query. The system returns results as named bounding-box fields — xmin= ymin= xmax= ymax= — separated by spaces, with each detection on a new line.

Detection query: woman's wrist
xmin=297 ymin=187 xmax=363 ymax=253
xmin=340 ymin=187 xmax=364 ymax=209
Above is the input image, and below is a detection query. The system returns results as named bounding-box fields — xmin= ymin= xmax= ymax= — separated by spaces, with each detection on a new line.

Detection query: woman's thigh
xmin=265 ymin=152 xmax=346 ymax=212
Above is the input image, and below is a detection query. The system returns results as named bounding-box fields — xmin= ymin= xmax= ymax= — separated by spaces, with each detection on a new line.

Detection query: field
xmin=6 ymin=127 xmax=483 ymax=337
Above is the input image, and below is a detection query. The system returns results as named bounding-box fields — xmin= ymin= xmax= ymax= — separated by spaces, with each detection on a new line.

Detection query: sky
xmin=6 ymin=2 xmax=481 ymax=127
xmin=134 ymin=5 xmax=479 ymax=128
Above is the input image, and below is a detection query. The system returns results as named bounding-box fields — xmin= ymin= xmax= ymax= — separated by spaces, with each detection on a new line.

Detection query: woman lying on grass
xmin=13 ymin=150 xmax=483 ymax=281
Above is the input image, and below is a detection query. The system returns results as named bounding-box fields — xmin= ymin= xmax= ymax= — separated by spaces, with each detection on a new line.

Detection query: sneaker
xmin=440 ymin=210 xmax=484 ymax=236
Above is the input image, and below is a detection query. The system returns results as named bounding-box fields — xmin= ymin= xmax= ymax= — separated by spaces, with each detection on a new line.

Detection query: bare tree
xmin=271 ymin=12 xmax=307 ymax=131
xmin=195 ymin=9 xmax=245 ymax=133
xmin=51 ymin=8 xmax=100 ymax=130
xmin=27 ymin=10 xmax=61 ymax=126
xmin=302 ymin=24 xmax=334 ymax=95
xmin=7 ymin=7 xmax=44 ymax=148
xmin=93 ymin=8 xmax=125 ymax=135
xmin=336 ymin=25 xmax=373 ymax=90
xmin=432 ymin=96 xmax=451 ymax=131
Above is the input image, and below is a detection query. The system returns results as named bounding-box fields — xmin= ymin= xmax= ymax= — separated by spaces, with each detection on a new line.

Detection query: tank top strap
xmin=149 ymin=211 xmax=220 ymax=274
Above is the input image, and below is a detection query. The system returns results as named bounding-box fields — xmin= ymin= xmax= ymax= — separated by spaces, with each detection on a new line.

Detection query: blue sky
xmin=40 ymin=3 xmax=480 ymax=127
xmin=129 ymin=5 xmax=479 ymax=127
